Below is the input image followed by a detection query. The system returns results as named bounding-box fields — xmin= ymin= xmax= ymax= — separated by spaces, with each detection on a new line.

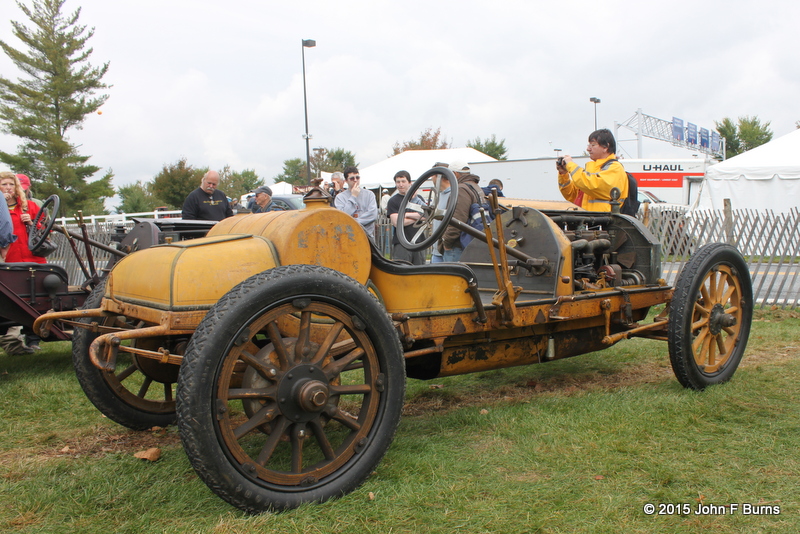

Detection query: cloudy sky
xmin=1 ymin=0 xmax=798 ymax=202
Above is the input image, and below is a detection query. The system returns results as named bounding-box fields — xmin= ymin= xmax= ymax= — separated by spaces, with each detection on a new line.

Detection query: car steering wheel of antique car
xmin=395 ymin=167 xmax=459 ymax=252
xmin=28 ymin=194 xmax=60 ymax=254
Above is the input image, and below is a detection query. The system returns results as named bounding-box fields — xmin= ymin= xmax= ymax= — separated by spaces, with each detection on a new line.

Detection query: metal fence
xmin=45 ymin=207 xmax=800 ymax=309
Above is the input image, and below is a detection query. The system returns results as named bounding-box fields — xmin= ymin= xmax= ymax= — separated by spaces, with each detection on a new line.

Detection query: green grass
xmin=1 ymin=311 xmax=798 ymax=533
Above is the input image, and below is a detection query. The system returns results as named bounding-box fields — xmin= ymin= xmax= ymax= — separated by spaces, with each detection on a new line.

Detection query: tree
xmin=311 ymin=147 xmax=357 ymax=175
xmin=715 ymin=116 xmax=773 ymax=159
xmin=150 ymin=158 xmax=206 ymax=208
xmin=0 ymin=0 xmax=113 ymax=216
xmin=219 ymin=165 xmax=262 ymax=200
xmin=116 ymin=181 xmax=159 ymax=213
xmin=467 ymin=134 xmax=508 ymax=160
xmin=273 ymin=158 xmax=307 ymax=187
xmin=391 ymin=127 xmax=451 ymax=156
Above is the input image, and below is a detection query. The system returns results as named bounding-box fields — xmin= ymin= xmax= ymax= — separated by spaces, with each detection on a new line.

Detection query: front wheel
xmin=177 ymin=265 xmax=405 ymax=513
xmin=668 ymin=243 xmax=753 ymax=390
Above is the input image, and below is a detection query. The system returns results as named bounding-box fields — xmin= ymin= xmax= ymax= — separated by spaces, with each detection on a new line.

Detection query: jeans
xmin=442 ymin=247 xmax=463 ymax=262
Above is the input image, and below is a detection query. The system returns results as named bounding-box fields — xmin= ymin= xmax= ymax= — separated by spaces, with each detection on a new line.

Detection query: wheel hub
xmin=708 ymin=303 xmax=737 ymax=336
xmin=277 ymin=364 xmax=332 ymax=423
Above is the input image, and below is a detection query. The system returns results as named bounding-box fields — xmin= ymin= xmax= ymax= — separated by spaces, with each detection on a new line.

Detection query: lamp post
xmin=589 ymin=97 xmax=601 ymax=130
xmin=302 ymin=39 xmax=316 ymax=185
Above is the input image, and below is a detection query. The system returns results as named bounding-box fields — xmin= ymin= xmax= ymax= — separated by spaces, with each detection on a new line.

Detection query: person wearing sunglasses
xmin=334 ymin=166 xmax=378 ymax=238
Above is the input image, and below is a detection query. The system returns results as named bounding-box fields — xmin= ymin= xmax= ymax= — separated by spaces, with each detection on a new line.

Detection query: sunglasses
xmin=347 ymin=175 xmax=360 ymax=181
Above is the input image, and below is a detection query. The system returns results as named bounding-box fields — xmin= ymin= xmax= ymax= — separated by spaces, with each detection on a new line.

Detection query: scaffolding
xmin=614 ymin=108 xmax=725 ymax=160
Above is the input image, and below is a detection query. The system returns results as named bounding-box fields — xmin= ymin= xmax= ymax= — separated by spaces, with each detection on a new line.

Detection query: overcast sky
xmin=1 ymin=0 xmax=799 ymax=201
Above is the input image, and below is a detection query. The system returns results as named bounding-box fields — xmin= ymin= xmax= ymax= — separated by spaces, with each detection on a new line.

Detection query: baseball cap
xmin=252 ymin=186 xmax=273 ymax=196
xmin=16 ymin=174 xmax=31 ymax=190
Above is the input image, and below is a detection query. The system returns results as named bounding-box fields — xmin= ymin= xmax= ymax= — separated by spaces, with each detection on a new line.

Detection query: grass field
xmin=1 ymin=308 xmax=798 ymax=533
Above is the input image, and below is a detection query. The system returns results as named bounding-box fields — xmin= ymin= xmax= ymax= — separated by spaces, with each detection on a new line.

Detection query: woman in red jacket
xmin=0 ymin=171 xmax=45 ymax=264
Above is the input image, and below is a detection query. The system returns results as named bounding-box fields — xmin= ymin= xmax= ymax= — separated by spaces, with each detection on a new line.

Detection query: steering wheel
xmin=396 ymin=167 xmax=459 ymax=252
xmin=28 ymin=194 xmax=60 ymax=254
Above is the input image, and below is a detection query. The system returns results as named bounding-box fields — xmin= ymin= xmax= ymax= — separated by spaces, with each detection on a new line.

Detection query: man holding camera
xmin=557 ymin=128 xmax=627 ymax=212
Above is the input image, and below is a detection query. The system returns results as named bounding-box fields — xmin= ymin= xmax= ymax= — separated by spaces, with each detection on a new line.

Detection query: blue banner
xmin=700 ymin=128 xmax=709 ymax=148
xmin=711 ymin=131 xmax=720 ymax=151
xmin=672 ymin=117 xmax=684 ymax=141
xmin=687 ymin=123 xmax=698 ymax=145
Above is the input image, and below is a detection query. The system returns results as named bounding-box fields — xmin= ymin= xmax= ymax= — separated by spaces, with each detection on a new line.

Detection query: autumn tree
xmin=715 ymin=116 xmax=773 ymax=159
xmin=467 ymin=134 xmax=508 ymax=160
xmin=0 ymin=0 xmax=113 ymax=215
xmin=391 ymin=127 xmax=451 ymax=156
xmin=150 ymin=158 xmax=207 ymax=209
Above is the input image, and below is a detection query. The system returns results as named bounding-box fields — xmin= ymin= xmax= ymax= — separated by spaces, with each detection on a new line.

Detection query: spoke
xmin=324 ymin=347 xmax=365 ymax=379
xmin=256 ymin=416 xmax=290 ymax=466
xmin=700 ymin=280 xmax=712 ymax=304
xmin=330 ymin=383 xmax=372 ymax=396
xmin=720 ymin=283 xmax=737 ymax=306
xmin=723 ymin=325 xmax=736 ymax=336
xmin=291 ymin=427 xmax=304 ymax=473
xmin=715 ymin=271 xmax=728 ymax=304
xmin=707 ymin=333 xmax=719 ymax=366
xmin=137 ymin=377 xmax=153 ymax=398
xmin=311 ymin=321 xmax=345 ymax=366
xmin=331 ymin=407 xmax=361 ymax=431
xmin=295 ymin=311 xmax=313 ymax=362
xmin=308 ymin=419 xmax=336 ymax=461
xmin=690 ymin=316 xmax=709 ymax=332
xmin=715 ymin=333 xmax=728 ymax=360
xmin=163 ymin=382 xmax=173 ymax=402
xmin=238 ymin=349 xmax=278 ymax=381
xmin=116 ymin=364 xmax=137 ymax=381
xmin=692 ymin=327 xmax=710 ymax=355
xmin=227 ymin=387 xmax=276 ymax=400
xmin=266 ymin=321 xmax=291 ymax=369
xmin=234 ymin=403 xmax=277 ymax=440
xmin=693 ymin=300 xmax=710 ymax=318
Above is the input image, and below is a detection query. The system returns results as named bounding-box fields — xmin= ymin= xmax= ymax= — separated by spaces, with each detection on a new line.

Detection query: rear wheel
xmin=668 ymin=243 xmax=752 ymax=390
xmin=72 ymin=280 xmax=180 ymax=430
xmin=177 ymin=265 xmax=405 ymax=513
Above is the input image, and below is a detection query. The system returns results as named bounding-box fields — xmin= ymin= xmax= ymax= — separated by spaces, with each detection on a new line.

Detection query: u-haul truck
xmin=620 ymin=159 xmax=710 ymax=205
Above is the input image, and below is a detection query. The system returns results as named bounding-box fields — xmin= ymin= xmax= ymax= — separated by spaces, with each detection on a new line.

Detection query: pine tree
xmin=0 ymin=0 xmax=113 ymax=216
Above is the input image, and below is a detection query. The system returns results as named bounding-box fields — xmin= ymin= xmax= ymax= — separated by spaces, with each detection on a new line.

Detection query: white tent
xmin=700 ymin=129 xmax=800 ymax=212
xmin=359 ymin=148 xmax=497 ymax=190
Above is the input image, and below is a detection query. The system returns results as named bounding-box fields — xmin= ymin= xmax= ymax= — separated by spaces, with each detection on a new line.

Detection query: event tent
xmin=358 ymin=148 xmax=497 ymax=190
xmin=699 ymin=129 xmax=800 ymax=212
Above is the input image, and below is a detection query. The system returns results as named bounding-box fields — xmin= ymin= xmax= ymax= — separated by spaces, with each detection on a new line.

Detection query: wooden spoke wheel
xmin=177 ymin=265 xmax=405 ymax=513
xmin=668 ymin=243 xmax=753 ymax=390
xmin=72 ymin=280 xmax=181 ymax=430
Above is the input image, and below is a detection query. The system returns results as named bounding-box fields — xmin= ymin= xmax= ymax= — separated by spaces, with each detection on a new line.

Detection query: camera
xmin=557 ymin=157 xmax=565 ymax=167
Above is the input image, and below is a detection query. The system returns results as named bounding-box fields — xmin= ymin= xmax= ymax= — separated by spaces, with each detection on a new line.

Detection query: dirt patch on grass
xmin=403 ymin=359 xmax=674 ymax=417
xmin=39 ymin=425 xmax=181 ymax=460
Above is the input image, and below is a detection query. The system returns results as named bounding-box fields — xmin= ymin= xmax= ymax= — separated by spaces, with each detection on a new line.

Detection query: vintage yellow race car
xmin=35 ymin=168 xmax=752 ymax=513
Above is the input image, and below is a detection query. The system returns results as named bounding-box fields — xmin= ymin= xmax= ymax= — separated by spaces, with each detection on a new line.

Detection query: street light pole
xmin=589 ymin=97 xmax=601 ymax=130
xmin=302 ymin=39 xmax=316 ymax=185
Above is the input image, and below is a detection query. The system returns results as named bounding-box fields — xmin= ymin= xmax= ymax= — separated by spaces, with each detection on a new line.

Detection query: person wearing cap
xmin=181 ymin=170 xmax=233 ymax=221
xmin=251 ymin=186 xmax=280 ymax=213
xmin=16 ymin=174 xmax=42 ymax=208
xmin=334 ymin=166 xmax=378 ymax=238
xmin=438 ymin=161 xmax=484 ymax=262
xmin=556 ymin=128 xmax=627 ymax=211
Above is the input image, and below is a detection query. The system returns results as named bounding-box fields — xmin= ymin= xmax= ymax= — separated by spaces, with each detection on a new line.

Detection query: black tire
xmin=72 ymin=280 xmax=179 ymax=430
xmin=177 ymin=265 xmax=406 ymax=513
xmin=668 ymin=243 xmax=753 ymax=390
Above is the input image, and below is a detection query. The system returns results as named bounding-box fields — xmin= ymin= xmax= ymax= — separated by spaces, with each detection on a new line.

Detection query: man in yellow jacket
xmin=557 ymin=129 xmax=628 ymax=212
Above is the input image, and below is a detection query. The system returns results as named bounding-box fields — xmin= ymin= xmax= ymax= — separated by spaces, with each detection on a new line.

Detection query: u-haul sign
xmin=621 ymin=159 xmax=710 ymax=204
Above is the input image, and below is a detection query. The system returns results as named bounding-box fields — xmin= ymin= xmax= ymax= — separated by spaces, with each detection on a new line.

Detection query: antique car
xmin=35 ymin=168 xmax=752 ymax=513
